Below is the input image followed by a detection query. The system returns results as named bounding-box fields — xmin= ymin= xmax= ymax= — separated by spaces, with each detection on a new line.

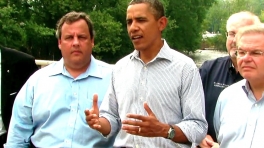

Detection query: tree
xmin=1 ymin=0 xmax=218 ymax=62
xmin=202 ymin=0 xmax=264 ymax=51
xmin=0 ymin=0 xmax=125 ymax=62
xmin=165 ymin=0 xmax=215 ymax=53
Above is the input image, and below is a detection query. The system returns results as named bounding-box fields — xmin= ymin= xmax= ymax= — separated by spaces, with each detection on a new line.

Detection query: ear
xmin=91 ymin=38 xmax=95 ymax=48
xmin=158 ymin=16 xmax=168 ymax=32
xmin=58 ymin=39 xmax=62 ymax=50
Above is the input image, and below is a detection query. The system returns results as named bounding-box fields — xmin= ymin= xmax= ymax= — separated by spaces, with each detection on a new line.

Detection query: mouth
xmin=131 ymin=35 xmax=143 ymax=40
xmin=71 ymin=50 xmax=82 ymax=54
xmin=241 ymin=66 xmax=254 ymax=70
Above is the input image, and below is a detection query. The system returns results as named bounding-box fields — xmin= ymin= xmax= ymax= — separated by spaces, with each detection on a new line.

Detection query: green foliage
xmin=1 ymin=0 xmax=217 ymax=62
xmin=165 ymin=0 xmax=215 ymax=53
xmin=203 ymin=34 xmax=226 ymax=51
xmin=260 ymin=10 xmax=264 ymax=22
xmin=0 ymin=6 xmax=27 ymax=48
xmin=202 ymin=0 xmax=264 ymax=51
xmin=90 ymin=11 xmax=123 ymax=63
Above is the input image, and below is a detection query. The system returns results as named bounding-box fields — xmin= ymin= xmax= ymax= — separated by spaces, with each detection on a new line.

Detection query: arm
xmin=5 ymin=81 xmax=35 ymax=148
xmin=199 ymin=61 xmax=218 ymax=147
xmin=177 ymin=65 xmax=208 ymax=144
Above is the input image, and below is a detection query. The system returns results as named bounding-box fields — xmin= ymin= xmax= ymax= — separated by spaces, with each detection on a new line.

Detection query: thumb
xmin=143 ymin=102 xmax=156 ymax=118
xmin=205 ymin=138 xmax=214 ymax=146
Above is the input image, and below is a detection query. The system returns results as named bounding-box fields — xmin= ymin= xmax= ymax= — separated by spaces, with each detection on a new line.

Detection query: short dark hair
xmin=56 ymin=11 xmax=94 ymax=39
xmin=129 ymin=0 xmax=165 ymax=20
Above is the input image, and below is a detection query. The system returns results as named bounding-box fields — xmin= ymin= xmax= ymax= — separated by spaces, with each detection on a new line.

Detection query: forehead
xmin=126 ymin=3 xmax=154 ymax=18
xmin=61 ymin=19 xmax=89 ymax=34
xmin=228 ymin=20 xmax=254 ymax=33
xmin=239 ymin=33 xmax=264 ymax=49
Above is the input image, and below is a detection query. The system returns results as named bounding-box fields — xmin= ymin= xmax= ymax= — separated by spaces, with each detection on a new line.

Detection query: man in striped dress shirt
xmin=85 ymin=0 xmax=207 ymax=147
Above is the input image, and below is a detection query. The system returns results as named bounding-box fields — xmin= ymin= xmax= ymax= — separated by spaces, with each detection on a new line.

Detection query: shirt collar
xmin=242 ymin=80 xmax=251 ymax=95
xmin=49 ymin=55 xmax=104 ymax=79
xmin=129 ymin=39 xmax=173 ymax=62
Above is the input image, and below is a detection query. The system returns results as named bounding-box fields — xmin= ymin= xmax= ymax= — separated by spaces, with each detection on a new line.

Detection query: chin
xmin=242 ymin=74 xmax=254 ymax=80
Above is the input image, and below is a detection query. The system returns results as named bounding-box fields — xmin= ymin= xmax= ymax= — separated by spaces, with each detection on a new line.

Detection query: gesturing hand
xmin=122 ymin=102 xmax=167 ymax=137
xmin=84 ymin=94 xmax=101 ymax=130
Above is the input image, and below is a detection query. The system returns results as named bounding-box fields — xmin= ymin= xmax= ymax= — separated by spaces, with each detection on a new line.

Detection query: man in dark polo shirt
xmin=198 ymin=11 xmax=261 ymax=147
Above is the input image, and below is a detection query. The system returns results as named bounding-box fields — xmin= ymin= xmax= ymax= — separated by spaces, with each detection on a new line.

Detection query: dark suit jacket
xmin=1 ymin=46 xmax=38 ymax=132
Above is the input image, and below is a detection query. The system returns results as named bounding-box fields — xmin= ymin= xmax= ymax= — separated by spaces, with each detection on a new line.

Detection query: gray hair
xmin=226 ymin=11 xmax=261 ymax=31
xmin=236 ymin=24 xmax=264 ymax=49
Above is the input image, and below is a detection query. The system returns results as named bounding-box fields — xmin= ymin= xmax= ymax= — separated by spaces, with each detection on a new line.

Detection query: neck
xmin=139 ymin=40 xmax=164 ymax=64
xmin=65 ymin=63 xmax=90 ymax=78
xmin=248 ymin=81 xmax=264 ymax=101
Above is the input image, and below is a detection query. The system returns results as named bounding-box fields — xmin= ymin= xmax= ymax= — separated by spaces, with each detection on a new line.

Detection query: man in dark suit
xmin=0 ymin=45 xmax=38 ymax=146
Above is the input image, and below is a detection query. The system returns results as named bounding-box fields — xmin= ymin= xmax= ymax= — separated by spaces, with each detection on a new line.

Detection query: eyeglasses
xmin=226 ymin=31 xmax=236 ymax=38
xmin=235 ymin=50 xmax=264 ymax=58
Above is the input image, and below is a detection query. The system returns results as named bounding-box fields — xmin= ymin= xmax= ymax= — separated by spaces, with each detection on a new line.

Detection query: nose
xmin=241 ymin=52 xmax=253 ymax=62
xmin=128 ymin=21 xmax=138 ymax=32
xmin=73 ymin=36 xmax=80 ymax=46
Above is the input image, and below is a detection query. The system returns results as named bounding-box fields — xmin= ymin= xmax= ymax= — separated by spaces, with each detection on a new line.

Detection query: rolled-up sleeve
xmin=176 ymin=66 xmax=208 ymax=144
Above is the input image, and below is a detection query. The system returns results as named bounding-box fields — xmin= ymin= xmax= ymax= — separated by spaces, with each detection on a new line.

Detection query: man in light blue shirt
xmin=4 ymin=11 xmax=114 ymax=148
xmin=214 ymin=24 xmax=264 ymax=148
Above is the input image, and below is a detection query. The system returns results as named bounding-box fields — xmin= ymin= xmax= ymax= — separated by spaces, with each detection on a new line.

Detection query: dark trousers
xmin=0 ymin=133 xmax=7 ymax=148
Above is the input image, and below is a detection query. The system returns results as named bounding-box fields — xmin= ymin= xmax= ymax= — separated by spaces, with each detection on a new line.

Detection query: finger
xmin=90 ymin=94 xmax=99 ymax=116
xmin=122 ymin=124 xmax=139 ymax=131
xmin=143 ymin=102 xmax=156 ymax=118
xmin=86 ymin=114 xmax=101 ymax=128
xmin=84 ymin=109 xmax=89 ymax=116
xmin=85 ymin=112 xmax=95 ymax=121
xmin=125 ymin=113 xmax=145 ymax=121
xmin=92 ymin=94 xmax=99 ymax=112
xmin=122 ymin=125 xmax=141 ymax=135
xmin=122 ymin=119 xmax=142 ymax=126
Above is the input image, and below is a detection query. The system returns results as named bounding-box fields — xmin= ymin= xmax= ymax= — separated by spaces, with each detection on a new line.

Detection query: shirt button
xmin=255 ymin=104 xmax=258 ymax=107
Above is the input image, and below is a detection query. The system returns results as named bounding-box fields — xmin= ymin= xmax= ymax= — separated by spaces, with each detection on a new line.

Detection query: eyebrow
xmin=227 ymin=31 xmax=236 ymax=34
xmin=126 ymin=16 xmax=147 ymax=21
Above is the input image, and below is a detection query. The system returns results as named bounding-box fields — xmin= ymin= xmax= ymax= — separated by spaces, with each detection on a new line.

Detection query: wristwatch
xmin=167 ymin=124 xmax=175 ymax=139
